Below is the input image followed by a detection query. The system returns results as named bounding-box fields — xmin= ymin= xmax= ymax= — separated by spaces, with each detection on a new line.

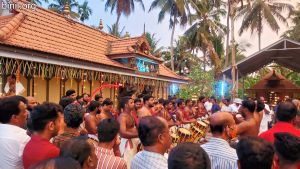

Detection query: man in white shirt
xmin=0 ymin=96 xmax=30 ymax=169
xmin=201 ymin=112 xmax=238 ymax=169
xmin=259 ymin=96 xmax=273 ymax=134
xmin=229 ymin=98 xmax=242 ymax=114
xmin=221 ymin=98 xmax=231 ymax=112
xmin=131 ymin=116 xmax=171 ymax=169
xmin=204 ymin=97 xmax=213 ymax=114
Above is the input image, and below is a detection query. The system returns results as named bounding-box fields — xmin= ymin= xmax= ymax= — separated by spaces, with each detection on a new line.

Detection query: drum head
xmin=197 ymin=121 xmax=207 ymax=127
xmin=178 ymin=128 xmax=191 ymax=136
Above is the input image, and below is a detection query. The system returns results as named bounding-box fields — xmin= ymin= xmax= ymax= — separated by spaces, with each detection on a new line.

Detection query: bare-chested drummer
xmin=177 ymin=99 xmax=196 ymax=124
xmin=137 ymin=95 xmax=155 ymax=118
xmin=184 ymin=99 xmax=197 ymax=119
xmin=236 ymin=100 xmax=258 ymax=137
xmin=85 ymin=101 xmax=101 ymax=135
xmin=118 ymin=96 xmax=139 ymax=168
xmin=97 ymin=98 xmax=114 ymax=121
xmin=159 ymin=99 xmax=179 ymax=126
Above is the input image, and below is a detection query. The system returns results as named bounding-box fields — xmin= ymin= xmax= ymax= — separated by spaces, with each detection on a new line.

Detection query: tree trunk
xmin=230 ymin=3 xmax=237 ymax=99
xmin=258 ymin=11 xmax=262 ymax=51
xmin=116 ymin=13 xmax=121 ymax=27
xmin=170 ymin=15 xmax=176 ymax=71
xmin=224 ymin=0 xmax=230 ymax=68
xmin=202 ymin=48 xmax=207 ymax=71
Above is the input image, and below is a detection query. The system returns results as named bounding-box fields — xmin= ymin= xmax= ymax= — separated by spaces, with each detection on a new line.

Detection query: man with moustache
xmin=236 ymin=100 xmax=258 ymax=137
xmin=23 ymin=103 xmax=63 ymax=169
xmin=118 ymin=96 xmax=139 ymax=168
xmin=137 ymin=95 xmax=155 ymax=118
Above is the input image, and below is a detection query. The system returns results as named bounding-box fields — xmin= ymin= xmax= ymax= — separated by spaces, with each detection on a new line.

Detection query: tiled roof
xmin=108 ymin=36 xmax=163 ymax=62
xmin=0 ymin=0 xmax=186 ymax=81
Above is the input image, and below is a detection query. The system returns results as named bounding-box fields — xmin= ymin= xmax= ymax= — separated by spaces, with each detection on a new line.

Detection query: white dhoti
xmin=119 ymin=138 xmax=140 ymax=169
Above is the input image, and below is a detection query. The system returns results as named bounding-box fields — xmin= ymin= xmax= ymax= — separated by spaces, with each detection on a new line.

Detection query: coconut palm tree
xmin=185 ymin=0 xmax=226 ymax=78
xmin=104 ymin=0 xmax=145 ymax=26
xmin=145 ymin=32 xmax=163 ymax=57
xmin=107 ymin=23 xmax=125 ymax=38
xmin=237 ymin=0 xmax=293 ymax=50
xmin=283 ymin=8 xmax=300 ymax=41
xmin=149 ymin=0 xmax=190 ymax=71
xmin=48 ymin=0 xmax=79 ymax=19
xmin=78 ymin=1 xmax=92 ymax=22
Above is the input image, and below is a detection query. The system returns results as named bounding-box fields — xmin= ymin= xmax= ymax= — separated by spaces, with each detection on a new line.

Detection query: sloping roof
xmin=0 ymin=0 xmax=185 ymax=82
xmin=107 ymin=36 xmax=163 ymax=62
xmin=223 ymin=39 xmax=300 ymax=79
xmin=248 ymin=71 xmax=300 ymax=90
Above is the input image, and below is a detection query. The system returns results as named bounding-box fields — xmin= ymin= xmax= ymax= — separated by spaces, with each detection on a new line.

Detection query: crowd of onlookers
xmin=0 ymin=89 xmax=299 ymax=169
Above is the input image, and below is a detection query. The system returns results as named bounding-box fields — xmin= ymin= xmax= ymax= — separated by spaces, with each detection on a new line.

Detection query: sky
xmin=47 ymin=0 xmax=299 ymax=56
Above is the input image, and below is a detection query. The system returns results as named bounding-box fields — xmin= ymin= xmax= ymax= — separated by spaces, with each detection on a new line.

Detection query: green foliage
xmin=107 ymin=23 xmax=125 ymax=37
xmin=282 ymin=9 xmax=300 ymax=41
xmin=145 ymin=32 xmax=163 ymax=56
xmin=48 ymin=0 xmax=80 ymax=19
xmin=178 ymin=62 xmax=215 ymax=99
xmin=78 ymin=1 xmax=92 ymax=22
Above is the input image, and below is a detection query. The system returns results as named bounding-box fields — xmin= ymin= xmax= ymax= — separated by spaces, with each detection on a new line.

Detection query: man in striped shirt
xmin=96 ymin=118 xmax=127 ymax=169
xmin=201 ymin=112 xmax=238 ymax=169
xmin=131 ymin=116 xmax=171 ymax=169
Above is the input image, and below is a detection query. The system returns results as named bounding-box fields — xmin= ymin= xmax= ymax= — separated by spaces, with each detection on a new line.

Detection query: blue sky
xmin=43 ymin=0 xmax=297 ymax=56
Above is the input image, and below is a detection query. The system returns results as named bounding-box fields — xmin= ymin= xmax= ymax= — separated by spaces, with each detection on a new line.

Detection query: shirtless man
xmin=97 ymin=98 xmax=114 ymax=121
xmin=177 ymin=99 xmax=196 ymax=124
xmin=236 ymin=100 xmax=258 ymax=137
xmin=159 ymin=99 xmax=179 ymax=126
xmin=184 ymin=99 xmax=197 ymax=119
xmin=137 ymin=95 xmax=155 ymax=118
xmin=85 ymin=101 xmax=101 ymax=135
xmin=118 ymin=96 xmax=139 ymax=168
xmin=197 ymin=96 xmax=208 ymax=118
xmin=253 ymin=99 xmax=265 ymax=135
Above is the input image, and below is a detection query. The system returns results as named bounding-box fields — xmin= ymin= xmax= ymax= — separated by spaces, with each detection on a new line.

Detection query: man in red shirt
xmin=259 ymin=101 xmax=300 ymax=143
xmin=23 ymin=103 xmax=63 ymax=169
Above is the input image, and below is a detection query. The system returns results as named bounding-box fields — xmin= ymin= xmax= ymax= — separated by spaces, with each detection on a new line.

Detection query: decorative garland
xmin=0 ymin=57 xmax=170 ymax=89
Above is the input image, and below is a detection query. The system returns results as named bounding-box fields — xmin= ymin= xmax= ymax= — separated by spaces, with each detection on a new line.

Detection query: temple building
xmin=247 ymin=70 xmax=300 ymax=106
xmin=0 ymin=0 xmax=188 ymax=103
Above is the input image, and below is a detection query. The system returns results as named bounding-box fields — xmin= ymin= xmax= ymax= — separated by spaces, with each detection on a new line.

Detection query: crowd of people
xmin=0 ymin=87 xmax=300 ymax=169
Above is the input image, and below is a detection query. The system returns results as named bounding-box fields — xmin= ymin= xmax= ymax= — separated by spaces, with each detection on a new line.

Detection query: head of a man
xmin=237 ymin=137 xmax=274 ymax=169
xmin=143 ymin=95 xmax=154 ymax=108
xmin=0 ymin=96 xmax=28 ymax=128
xmin=259 ymin=96 xmax=265 ymax=102
xmin=164 ymin=100 xmax=173 ymax=111
xmin=60 ymin=136 xmax=98 ymax=169
xmin=94 ymin=94 xmax=103 ymax=104
xmin=134 ymin=98 xmax=142 ymax=110
xmin=168 ymin=142 xmax=211 ymax=169
xmin=66 ymin=89 xmax=77 ymax=100
xmin=31 ymin=103 xmax=63 ymax=139
xmin=198 ymin=96 xmax=206 ymax=104
xmin=256 ymin=99 xmax=265 ymax=112
xmin=26 ymin=96 xmax=38 ymax=112
xmin=209 ymin=112 xmax=237 ymax=140
xmin=82 ymin=93 xmax=90 ymax=103
xmin=7 ymin=74 xmax=16 ymax=84
xmin=276 ymin=101 xmax=298 ymax=123
xmin=239 ymin=100 xmax=256 ymax=118
xmin=64 ymin=104 xmax=84 ymax=129
xmin=102 ymin=98 xmax=113 ymax=113
xmin=185 ymin=99 xmax=193 ymax=107
xmin=88 ymin=101 xmax=101 ymax=114
xmin=138 ymin=116 xmax=171 ymax=153
xmin=97 ymin=118 xmax=120 ymax=147
xmin=120 ymin=96 xmax=134 ymax=112
xmin=222 ymin=98 xmax=230 ymax=106
xmin=177 ymin=99 xmax=185 ymax=109
xmin=59 ymin=97 xmax=75 ymax=110
xmin=274 ymin=132 xmax=300 ymax=167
